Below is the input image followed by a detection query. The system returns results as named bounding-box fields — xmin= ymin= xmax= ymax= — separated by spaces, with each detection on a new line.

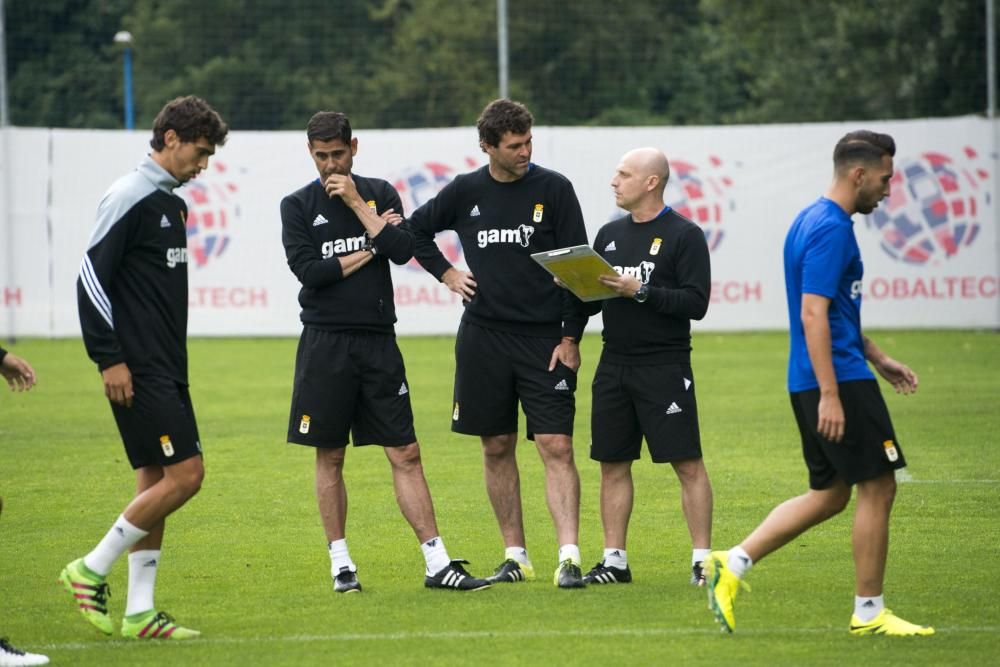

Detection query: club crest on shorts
xmin=159 ymin=435 xmax=175 ymax=457
xmin=452 ymin=402 xmax=460 ymax=421
xmin=649 ymin=237 xmax=662 ymax=255
xmin=532 ymin=203 xmax=544 ymax=223
xmin=299 ymin=414 xmax=311 ymax=434
xmin=883 ymin=439 xmax=899 ymax=462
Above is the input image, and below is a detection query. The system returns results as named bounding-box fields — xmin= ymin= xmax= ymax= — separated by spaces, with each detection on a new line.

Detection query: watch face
xmin=634 ymin=285 xmax=648 ymax=302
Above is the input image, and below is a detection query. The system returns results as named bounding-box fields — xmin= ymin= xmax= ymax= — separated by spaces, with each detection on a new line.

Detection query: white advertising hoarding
xmin=1 ymin=116 xmax=996 ymax=337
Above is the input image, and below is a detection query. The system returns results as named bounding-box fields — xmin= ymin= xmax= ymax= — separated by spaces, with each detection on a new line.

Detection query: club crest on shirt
xmin=159 ymin=435 xmax=175 ymax=457
xmin=300 ymin=415 xmax=311 ymax=434
xmin=366 ymin=200 xmax=377 ymax=212
xmin=533 ymin=204 xmax=544 ymax=223
xmin=883 ymin=439 xmax=899 ymax=462
xmin=649 ymin=237 xmax=662 ymax=255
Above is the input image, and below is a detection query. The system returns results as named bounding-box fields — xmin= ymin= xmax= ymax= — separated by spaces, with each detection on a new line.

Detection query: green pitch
xmin=0 ymin=331 xmax=997 ymax=665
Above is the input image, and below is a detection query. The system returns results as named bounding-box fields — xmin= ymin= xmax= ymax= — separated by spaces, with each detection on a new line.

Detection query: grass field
xmin=0 ymin=330 xmax=997 ymax=666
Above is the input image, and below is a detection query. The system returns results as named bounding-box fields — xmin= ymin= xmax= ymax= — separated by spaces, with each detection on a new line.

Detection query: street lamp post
xmin=114 ymin=30 xmax=134 ymax=130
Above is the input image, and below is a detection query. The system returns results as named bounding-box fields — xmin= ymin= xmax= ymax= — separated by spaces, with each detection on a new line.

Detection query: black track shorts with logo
xmin=452 ymin=321 xmax=576 ymax=439
xmin=790 ymin=379 xmax=906 ymax=489
xmin=590 ymin=360 xmax=702 ymax=463
xmin=287 ymin=327 xmax=416 ymax=448
xmin=110 ymin=374 xmax=203 ymax=470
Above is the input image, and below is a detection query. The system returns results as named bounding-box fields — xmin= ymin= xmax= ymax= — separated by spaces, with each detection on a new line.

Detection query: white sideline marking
xmin=896 ymin=470 xmax=998 ymax=484
xmin=41 ymin=625 xmax=1000 ymax=650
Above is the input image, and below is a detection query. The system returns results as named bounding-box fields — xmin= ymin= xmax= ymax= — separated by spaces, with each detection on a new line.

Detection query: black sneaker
xmin=554 ymin=559 xmax=586 ymax=588
xmin=690 ymin=561 xmax=706 ymax=587
xmin=486 ymin=558 xmax=535 ymax=583
xmin=333 ymin=566 xmax=362 ymax=593
xmin=424 ymin=559 xmax=491 ymax=591
xmin=583 ymin=560 xmax=632 ymax=584
xmin=0 ymin=637 xmax=49 ymax=666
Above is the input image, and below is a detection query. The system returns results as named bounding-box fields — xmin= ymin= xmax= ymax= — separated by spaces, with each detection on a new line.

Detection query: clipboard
xmin=531 ymin=245 xmax=620 ymax=302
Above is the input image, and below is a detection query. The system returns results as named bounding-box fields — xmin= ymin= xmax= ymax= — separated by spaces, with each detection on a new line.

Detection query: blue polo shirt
xmin=783 ymin=197 xmax=874 ymax=392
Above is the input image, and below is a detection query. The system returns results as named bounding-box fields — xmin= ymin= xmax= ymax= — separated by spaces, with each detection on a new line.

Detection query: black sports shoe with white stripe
xmin=333 ymin=566 xmax=362 ymax=593
xmin=486 ymin=558 xmax=533 ymax=583
xmin=583 ymin=560 xmax=632 ymax=584
xmin=690 ymin=561 xmax=706 ymax=587
xmin=424 ymin=559 xmax=491 ymax=591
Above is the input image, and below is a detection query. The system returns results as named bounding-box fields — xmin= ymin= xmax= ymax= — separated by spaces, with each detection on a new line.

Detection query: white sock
xmin=125 ymin=549 xmax=160 ymax=617
xmin=603 ymin=547 xmax=627 ymax=569
xmin=692 ymin=548 xmax=711 ymax=566
xmin=84 ymin=515 xmax=149 ymax=576
xmin=505 ymin=546 xmax=531 ymax=567
xmin=421 ymin=536 xmax=451 ymax=575
xmin=328 ymin=539 xmax=356 ymax=574
xmin=558 ymin=544 xmax=581 ymax=565
xmin=727 ymin=546 xmax=753 ymax=578
xmin=854 ymin=594 xmax=885 ymax=622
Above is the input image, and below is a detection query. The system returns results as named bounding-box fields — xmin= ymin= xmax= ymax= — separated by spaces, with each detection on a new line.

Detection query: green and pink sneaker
xmin=121 ymin=610 xmax=201 ymax=640
xmin=58 ymin=558 xmax=113 ymax=635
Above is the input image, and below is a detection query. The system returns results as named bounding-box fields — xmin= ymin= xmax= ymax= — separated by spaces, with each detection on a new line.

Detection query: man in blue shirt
xmin=704 ymin=131 xmax=934 ymax=637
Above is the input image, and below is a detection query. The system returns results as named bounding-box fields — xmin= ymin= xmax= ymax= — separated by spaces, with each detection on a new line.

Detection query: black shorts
xmin=452 ymin=321 xmax=576 ymax=439
xmin=790 ymin=379 xmax=907 ymax=489
xmin=287 ymin=328 xmax=416 ymax=448
xmin=110 ymin=374 xmax=203 ymax=470
xmin=591 ymin=360 xmax=702 ymax=463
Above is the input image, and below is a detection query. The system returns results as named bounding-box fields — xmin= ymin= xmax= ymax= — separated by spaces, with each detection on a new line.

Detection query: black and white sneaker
xmin=425 ymin=559 xmax=491 ymax=591
xmin=333 ymin=566 xmax=362 ymax=593
xmin=0 ymin=638 xmax=49 ymax=666
xmin=690 ymin=561 xmax=706 ymax=587
xmin=583 ymin=560 xmax=632 ymax=584
xmin=486 ymin=558 xmax=535 ymax=583
xmin=554 ymin=560 xmax=586 ymax=588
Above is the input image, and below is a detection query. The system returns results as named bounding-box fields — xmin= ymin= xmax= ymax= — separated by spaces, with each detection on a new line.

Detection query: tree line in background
xmin=5 ymin=0 xmax=993 ymax=130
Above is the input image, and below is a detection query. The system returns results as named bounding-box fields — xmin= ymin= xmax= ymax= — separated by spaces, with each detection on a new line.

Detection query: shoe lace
xmin=448 ymin=560 xmax=472 ymax=577
xmin=0 ymin=638 xmax=26 ymax=656
xmin=92 ymin=581 xmax=111 ymax=611
xmin=149 ymin=611 xmax=176 ymax=629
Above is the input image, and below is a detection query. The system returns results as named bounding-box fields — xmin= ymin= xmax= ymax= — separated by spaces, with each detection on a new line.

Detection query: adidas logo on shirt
xmin=604 ymin=240 xmax=616 ymax=252
xmin=666 ymin=402 xmax=682 ymax=415
xmin=554 ymin=379 xmax=570 ymax=391
xmin=313 ymin=214 xmax=329 ymax=226
xmin=160 ymin=215 xmax=171 ymax=228
xmin=398 ymin=382 xmax=409 ymax=396
xmin=470 ymin=205 xmax=481 ymax=217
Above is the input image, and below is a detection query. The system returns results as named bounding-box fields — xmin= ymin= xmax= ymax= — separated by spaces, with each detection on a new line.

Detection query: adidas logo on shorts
xmin=554 ymin=379 xmax=570 ymax=391
xmin=666 ymin=402 xmax=682 ymax=415
xmin=398 ymin=382 xmax=408 ymax=396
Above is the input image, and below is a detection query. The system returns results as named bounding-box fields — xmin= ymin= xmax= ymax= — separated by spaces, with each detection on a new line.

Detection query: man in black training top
xmin=571 ymin=147 xmax=715 ymax=587
xmin=407 ymin=99 xmax=590 ymax=588
xmin=68 ymin=96 xmax=228 ymax=640
xmin=281 ymin=111 xmax=489 ymax=593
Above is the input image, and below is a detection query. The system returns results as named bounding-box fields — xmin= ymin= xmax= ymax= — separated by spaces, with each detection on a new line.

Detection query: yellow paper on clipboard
xmin=531 ymin=245 xmax=620 ymax=302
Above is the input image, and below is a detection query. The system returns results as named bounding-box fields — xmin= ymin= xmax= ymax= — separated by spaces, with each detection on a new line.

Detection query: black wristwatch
xmin=633 ymin=284 xmax=649 ymax=303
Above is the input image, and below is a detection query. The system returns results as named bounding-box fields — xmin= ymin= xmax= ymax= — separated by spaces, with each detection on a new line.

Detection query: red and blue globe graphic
xmin=179 ymin=161 xmax=241 ymax=268
xmin=665 ymin=156 xmax=734 ymax=252
xmin=393 ymin=159 xmax=479 ymax=269
xmin=864 ymin=148 xmax=990 ymax=265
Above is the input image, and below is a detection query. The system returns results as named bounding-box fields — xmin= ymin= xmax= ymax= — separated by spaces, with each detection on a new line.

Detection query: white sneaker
xmin=0 ymin=638 xmax=49 ymax=666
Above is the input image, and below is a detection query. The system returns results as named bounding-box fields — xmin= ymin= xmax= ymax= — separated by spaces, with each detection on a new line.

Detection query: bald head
xmin=612 ymin=147 xmax=670 ymax=218
xmin=621 ymin=147 xmax=670 ymax=190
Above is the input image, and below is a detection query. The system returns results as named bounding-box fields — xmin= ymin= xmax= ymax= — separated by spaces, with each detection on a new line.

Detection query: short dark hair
xmin=833 ymin=130 xmax=896 ymax=171
xmin=150 ymin=96 xmax=228 ymax=151
xmin=477 ymin=99 xmax=533 ymax=147
xmin=307 ymin=111 xmax=352 ymax=145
